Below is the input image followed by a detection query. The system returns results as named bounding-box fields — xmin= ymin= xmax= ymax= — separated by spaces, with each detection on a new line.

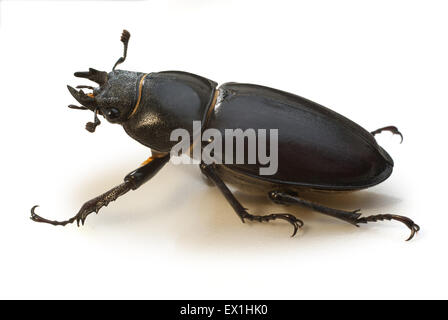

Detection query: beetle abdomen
xmin=207 ymin=83 xmax=393 ymax=190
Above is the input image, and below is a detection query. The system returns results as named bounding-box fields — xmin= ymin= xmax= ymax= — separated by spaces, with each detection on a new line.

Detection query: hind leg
xmin=269 ymin=190 xmax=419 ymax=241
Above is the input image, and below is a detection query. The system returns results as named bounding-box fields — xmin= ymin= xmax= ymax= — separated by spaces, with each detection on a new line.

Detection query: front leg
xmin=30 ymin=153 xmax=170 ymax=226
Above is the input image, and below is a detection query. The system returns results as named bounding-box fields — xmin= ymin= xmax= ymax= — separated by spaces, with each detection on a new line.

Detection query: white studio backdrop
xmin=0 ymin=0 xmax=447 ymax=299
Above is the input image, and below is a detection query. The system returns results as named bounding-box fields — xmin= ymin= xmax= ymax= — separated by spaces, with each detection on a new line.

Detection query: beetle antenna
xmin=112 ymin=29 xmax=131 ymax=71
xmin=85 ymin=108 xmax=101 ymax=133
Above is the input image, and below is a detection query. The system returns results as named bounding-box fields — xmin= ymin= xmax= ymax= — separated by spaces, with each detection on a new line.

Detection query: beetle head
xmin=67 ymin=30 xmax=135 ymax=132
xmin=68 ymin=69 xmax=141 ymax=132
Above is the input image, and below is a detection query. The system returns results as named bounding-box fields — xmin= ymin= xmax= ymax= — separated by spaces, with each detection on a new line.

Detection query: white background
xmin=0 ymin=0 xmax=447 ymax=299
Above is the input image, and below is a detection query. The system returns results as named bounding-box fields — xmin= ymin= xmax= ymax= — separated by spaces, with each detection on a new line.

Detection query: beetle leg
xmin=371 ymin=126 xmax=403 ymax=143
xmin=356 ymin=214 xmax=420 ymax=241
xmin=30 ymin=154 xmax=170 ymax=227
xmin=269 ymin=190 xmax=420 ymax=241
xmin=199 ymin=162 xmax=220 ymax=187
xmin=200 ymin=163 xmax=304 ymax=237
xmin=269 ymin=190 xmax=362 ymax=224
xmin=31 ymin=182 xmax=132 ymax=226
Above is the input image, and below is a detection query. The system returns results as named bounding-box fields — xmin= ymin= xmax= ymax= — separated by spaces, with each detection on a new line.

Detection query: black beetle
xmin=31 ymin=30 xmax=419 ymax=240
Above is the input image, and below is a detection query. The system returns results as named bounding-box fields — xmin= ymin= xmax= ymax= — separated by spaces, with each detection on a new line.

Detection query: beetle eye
xmin=105 ymin=108 xmax=120 ymax=120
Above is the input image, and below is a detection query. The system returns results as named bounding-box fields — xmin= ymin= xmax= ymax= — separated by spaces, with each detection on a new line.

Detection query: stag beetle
xmin=31 ymin=30 xmax=419 ymax=240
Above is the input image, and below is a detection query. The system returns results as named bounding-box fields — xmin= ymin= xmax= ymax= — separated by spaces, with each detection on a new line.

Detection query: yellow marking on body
xmin=140 ymin=156 xmax=154 ymax=166
xmin=128 ymin=73 xmax=149 ymax=119
xmin=87 ymin=93 xmax=94 ymax=98
xmin=140 ymin=151 xmax=168 ymax=166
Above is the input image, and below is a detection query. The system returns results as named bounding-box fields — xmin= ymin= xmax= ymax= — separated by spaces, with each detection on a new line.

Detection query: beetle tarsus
xmin=30 ymin=205 xmax=76 ymax=226
xmin=355 ymin=214 xmax=420 ymax=241
xmin=30 ymin=181 xmax=132 ymax=227
xmin=371 ymin=126 xmax=403 ymax=143
xmin=241 ymin=211 xmax=304 ymax=237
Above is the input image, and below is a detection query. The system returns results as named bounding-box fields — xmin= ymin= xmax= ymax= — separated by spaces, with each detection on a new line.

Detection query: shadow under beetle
xmin=31 ymin=30 xmax=420 ymax=240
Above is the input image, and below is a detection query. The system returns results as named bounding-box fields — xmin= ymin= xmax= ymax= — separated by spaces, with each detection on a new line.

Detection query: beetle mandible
xmin=31 ymin=30 xmax=419 ymax=240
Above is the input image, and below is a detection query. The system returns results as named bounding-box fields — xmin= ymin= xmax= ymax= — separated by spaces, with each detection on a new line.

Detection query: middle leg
xmin=200 ymin=163 xmax=304 ymax=236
